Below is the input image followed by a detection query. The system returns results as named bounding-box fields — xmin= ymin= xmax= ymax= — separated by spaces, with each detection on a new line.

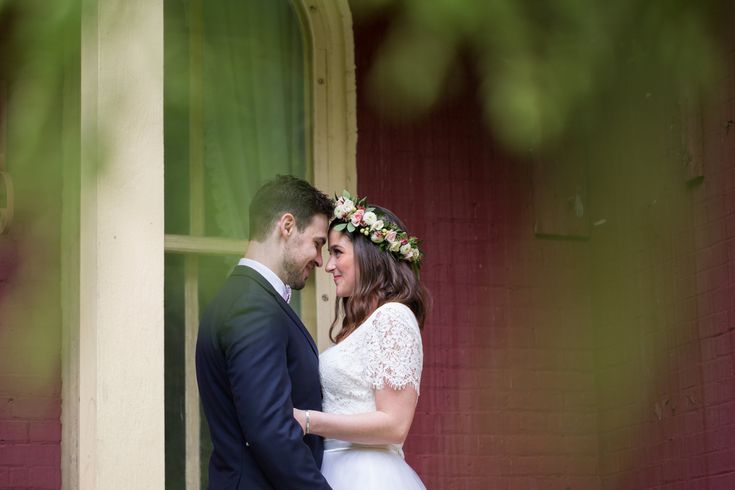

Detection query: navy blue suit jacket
xmin=196 ymin=265 xmax=330 ymax=489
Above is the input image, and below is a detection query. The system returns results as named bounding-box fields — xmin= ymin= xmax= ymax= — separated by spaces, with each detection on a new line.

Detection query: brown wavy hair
xmin=329 ymin=206 xmax=430 ymax=343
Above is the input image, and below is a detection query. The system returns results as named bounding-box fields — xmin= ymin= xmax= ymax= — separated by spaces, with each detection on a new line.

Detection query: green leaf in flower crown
xmin=342 ymin=190 xmax=351 ymax=199
xmin=347 ymin=222 xmax=355 ymax=232
xmin=366 ymin=207 xmax=375 ymax=213
xmin=333 ymin=223 xmax=347 ymax=231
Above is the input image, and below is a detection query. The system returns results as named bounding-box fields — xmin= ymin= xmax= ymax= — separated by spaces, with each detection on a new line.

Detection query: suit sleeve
xmin=220 ymin=302 xmax=331 ymax=489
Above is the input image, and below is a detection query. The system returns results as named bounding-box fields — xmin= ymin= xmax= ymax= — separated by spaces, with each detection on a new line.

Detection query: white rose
xmin=371 ymin=219 xmax=384 ymax=231
xmin=334 ymin=204 xmax=346 ymax=219
xmin=400 ymin=243 xmax=412 ymax=255
xmin=389 ymin=240 xmax=401 ymax=252
xmin=342 ymin=199 xmax=356 ymax=214
xmin=362 ymin=211 xmax=377 ymax=226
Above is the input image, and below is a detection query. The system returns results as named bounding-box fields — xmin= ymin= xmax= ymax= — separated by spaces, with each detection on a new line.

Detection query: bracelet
xmin=305 ymin=410 xmax=311 ymax=435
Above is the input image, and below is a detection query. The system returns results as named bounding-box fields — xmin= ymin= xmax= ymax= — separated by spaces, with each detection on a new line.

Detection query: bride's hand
xmin=293 ymin=408 xmax=306 ymax=434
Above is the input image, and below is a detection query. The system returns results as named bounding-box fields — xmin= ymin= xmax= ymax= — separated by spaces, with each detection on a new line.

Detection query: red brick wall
xmin=353 ymin=19 xmax=600 ymax=490
xmin=590 ymin=7 xmax=735 ymax=488
xmin=353 ymin=7 xmax=735 ymax=490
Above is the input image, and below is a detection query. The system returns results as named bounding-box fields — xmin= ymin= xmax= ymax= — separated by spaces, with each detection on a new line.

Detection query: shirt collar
xmin=238 ymin=258 xmax=291 ymax=303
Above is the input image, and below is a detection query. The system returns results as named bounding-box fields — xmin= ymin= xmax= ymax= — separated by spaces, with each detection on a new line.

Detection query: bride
xmin=294 ymin=191 xmax=429 ymax=489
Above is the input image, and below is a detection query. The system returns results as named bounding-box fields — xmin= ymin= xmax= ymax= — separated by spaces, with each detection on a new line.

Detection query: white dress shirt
xmin=238 ymin=258 xmax=291 ymax=303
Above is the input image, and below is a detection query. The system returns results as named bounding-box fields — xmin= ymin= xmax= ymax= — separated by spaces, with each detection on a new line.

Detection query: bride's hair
xmin=329 ymin=206 xmax=430 ymax=343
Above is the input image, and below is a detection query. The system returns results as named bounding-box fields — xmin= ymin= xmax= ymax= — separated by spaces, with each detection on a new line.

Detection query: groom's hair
xmin=248 ymin=175 xmax=334 ymax=241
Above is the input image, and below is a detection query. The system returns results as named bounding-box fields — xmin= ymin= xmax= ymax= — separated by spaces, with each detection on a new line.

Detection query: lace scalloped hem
xmin=371 ymin=379 xmax=421 ymax=396
xmin=321 ymin=442 xmax=426 ymax=490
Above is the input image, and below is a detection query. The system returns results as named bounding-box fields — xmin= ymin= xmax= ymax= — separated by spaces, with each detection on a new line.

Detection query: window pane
xmin=165 ymin=0 xmax=309 ymax=237
xmin=202 ymin=0 xmax=309 ymax=238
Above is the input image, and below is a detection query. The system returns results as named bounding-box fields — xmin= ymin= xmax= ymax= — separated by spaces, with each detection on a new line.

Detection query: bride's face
xmin=325 ymin=230 xmax=356 ymax=297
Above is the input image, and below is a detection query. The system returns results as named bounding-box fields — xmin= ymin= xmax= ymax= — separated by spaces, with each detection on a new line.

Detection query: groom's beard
xmin=282 ymin=249 xmax=310 ymax=291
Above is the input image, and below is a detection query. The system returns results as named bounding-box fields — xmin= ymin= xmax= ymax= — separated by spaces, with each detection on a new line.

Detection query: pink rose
xmin=351 ymin=209 xmax=365 ymax=226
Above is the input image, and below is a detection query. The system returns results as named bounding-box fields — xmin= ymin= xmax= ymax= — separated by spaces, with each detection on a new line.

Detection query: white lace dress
xmin=319 ymin=302 xmax=426 ymax=489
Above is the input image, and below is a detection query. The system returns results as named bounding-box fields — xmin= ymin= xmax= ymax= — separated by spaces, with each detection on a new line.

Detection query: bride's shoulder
xmin=375 ymin=301 xmax=413 ymax=314
xmin=370 ymin=302 xmax=418 ymax=328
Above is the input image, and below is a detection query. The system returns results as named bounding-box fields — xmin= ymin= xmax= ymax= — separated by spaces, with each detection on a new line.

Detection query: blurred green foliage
xmin=353 ymin=0 xmax=728 ymax=152
xmin=0 ymin=0 xmax=79 ymax=392
xmin=0 ymin=0 xmax=730 ymax=410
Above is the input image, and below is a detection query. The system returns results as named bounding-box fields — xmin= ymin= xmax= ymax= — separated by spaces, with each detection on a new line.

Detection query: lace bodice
xmin=320 ymin=302 xmax=423 ymax=416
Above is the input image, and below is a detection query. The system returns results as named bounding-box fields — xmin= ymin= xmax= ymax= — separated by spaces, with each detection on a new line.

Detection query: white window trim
xmin=296 ymin=0 xmax=357 ymax=351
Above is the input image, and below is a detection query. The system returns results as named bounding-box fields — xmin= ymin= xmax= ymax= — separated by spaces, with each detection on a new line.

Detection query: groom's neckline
xmin=237 ymin=258 xmax=291 ymax=303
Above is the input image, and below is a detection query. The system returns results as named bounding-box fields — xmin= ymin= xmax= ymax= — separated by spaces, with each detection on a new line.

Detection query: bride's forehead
xmin=328 ymin=229 xmax=351 ymax=245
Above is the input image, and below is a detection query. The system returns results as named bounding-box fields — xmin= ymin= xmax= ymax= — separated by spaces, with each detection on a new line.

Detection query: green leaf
xmin=342 ymin=189 xmax=351 ymax=199
xmin=347 ymin=222 xmax=355 ymax=233
xmin=333 ymin=223 xmax=347 ymax=231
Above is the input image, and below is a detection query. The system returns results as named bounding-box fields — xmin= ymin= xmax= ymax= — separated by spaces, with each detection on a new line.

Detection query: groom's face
xmin=282 ymin=214 xmax=328 ymax=290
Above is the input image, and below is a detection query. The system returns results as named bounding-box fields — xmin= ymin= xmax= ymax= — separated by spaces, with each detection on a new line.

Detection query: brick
xmin=26 ymin=445 xmax=60 ymax=467
xmin=707 ymin=449 xmax=735 ymax=475
xmin=0 ymin=399 xmax=12 ymax=419
xmin=663 ymin=458 xmax=687 ymax=483
xmin=8 ymin=467 xmax=26 ymax=487
xmin=702 ymin=358 xmax=735 ymax=383
xmin=0 ymin=376 xmax=60 ymax=397
xmin=559 ymin=412 xmax=597 ymax=435
xmin=10 ymin=398 xmax=60 ymax=420
xmin=0 ymin=445 xmax=26 ymax=466
xmin=708 ymin=472 xmax=735 ymax=490
xmin=27 ymin=466 xmax=59 ymax=489
xmin=28 ymin=421 xmax=60 ymax=443
xmin=563 ymin=391 xmax=597 ymax=410
xmin=702 ymin=381 xmax=735 ymax=405
xmin=0 ymin=421 xmax=27 ymax=443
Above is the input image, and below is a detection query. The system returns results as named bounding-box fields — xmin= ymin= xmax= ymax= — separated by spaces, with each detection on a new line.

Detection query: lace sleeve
xmin=364 ymin=303 xmax=423 ymax=395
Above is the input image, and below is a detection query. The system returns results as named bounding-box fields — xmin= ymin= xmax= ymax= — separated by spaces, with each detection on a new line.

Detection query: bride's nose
xmin=325 ymin=256 xmax=336 ymax=273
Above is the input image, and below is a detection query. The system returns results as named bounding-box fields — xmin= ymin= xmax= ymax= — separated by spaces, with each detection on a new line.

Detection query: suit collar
xmin=233 ymin=266 xmax=319 ymax=358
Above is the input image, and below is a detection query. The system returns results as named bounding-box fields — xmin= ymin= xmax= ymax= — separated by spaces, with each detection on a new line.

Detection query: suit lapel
xmin=234 ymin=266 xmax=319 ymax=358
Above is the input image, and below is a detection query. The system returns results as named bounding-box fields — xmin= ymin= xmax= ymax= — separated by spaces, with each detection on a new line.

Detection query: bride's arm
xmin=294 ymin=386 xmax=418 ymax=445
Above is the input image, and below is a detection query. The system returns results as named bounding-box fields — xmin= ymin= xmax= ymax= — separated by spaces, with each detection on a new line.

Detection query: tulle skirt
xmin=321 ymin=440 xmax=426 ymax=490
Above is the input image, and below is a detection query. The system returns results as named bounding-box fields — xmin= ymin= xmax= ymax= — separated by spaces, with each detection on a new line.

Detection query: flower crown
xmin=332 ymin=190 xmax=422 ymax=265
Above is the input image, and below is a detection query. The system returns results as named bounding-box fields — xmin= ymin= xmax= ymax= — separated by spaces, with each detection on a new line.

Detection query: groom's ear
xmin=276 ymin=212 xmax=297 ymax=238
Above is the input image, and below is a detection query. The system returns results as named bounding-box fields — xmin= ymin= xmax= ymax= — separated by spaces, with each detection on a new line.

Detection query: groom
xmin=196 ymin=175 xmax=333 ymax=489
